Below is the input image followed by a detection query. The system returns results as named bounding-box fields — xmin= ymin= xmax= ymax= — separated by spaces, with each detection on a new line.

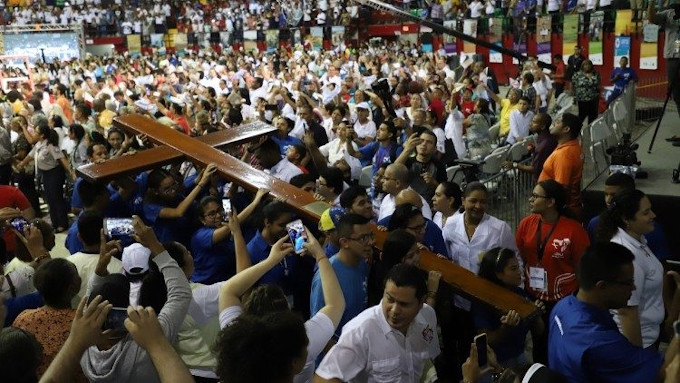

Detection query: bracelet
xmin=512 ymin=162 xmax=518 ymax=169
xmin=33 ymin=253 xmax=50 ymax=264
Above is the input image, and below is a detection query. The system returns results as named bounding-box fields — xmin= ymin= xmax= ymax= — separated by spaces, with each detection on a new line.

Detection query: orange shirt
xmin=538 ymin=139 xmax=584 ymax=218
xmin=56 ymin=95 xmax=74 ymax=124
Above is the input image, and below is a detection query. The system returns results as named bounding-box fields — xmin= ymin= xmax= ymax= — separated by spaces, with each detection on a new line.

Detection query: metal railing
xmin=480 ymin=158 xmax=535 ymax=232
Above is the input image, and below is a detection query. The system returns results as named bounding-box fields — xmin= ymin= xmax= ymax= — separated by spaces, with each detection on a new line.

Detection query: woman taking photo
xmin=432 ymin=181 xmax=463 ymax=229
xmin=571 ymin=59 xmax=601 ymax=124
xmin=462 ymin=98 xmax=493 ymax=159
xmin=475 ymin=247 xmax=545 ymax=369
xmin=596 ymin=189 xmax=664 ymax=349
xmin=16 ymin=123 xmax=71 ymax=232
xmin=515 ymin=179 xmax=589 ymax=363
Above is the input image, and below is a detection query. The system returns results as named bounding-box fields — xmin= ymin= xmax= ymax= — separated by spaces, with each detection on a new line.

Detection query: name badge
xmin=529 ymin=266 xmax=547 ymax=291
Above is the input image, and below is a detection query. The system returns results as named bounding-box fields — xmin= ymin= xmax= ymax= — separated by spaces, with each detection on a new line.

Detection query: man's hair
xmin=88 ymin=273 xmax=130 ymax=308
xmin=214 ymin=312 xmax=307 ymax=383
xmin=561 ymin=112 xmax=582 ymax=139
xmin=289 ymin=173 xmax=316 ymax=189
xmin=518 ymin=96 xmax=531 ymax=104
xmin=387 ymin=163 xmax=410 ymax=185
xmin=577 ymin=242 xmax=634 ymax=290
xmin=77 ymin=210 xmax=104 ymax=246
xmin=340 ymin=185 xmax=369 ymax=209
xmin=86 ymin=143 xmax=107 ymax=159
xmin=319 ymin=167 xmax=344 ymax=195
xmin=535 ymin=112 xmax=552 ymax=131
xmin=384 ymin=263 xmax=428 ymax=301
xmin=33 ymin=258 xmax=78 ymax=307
xmin=243 ymin=284 xmax=290 ymax=317
xmin=262 ymin=201 xmax=290 ymax=229
xmin=78 ymin=180 xmax=109 ymax=208
xmin=419 ymin=129 xmax=437 ymax=143
xmin=337 ymin=213 xmax=371 ymax=240
xmin=604 ymin=172 xmax=636 ymax=191
xmin=0 ymin=327 xmax=42 ymax=383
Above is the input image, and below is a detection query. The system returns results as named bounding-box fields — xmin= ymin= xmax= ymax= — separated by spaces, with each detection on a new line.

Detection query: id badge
xmin=529 ymin=266 xmax=548 ymax=291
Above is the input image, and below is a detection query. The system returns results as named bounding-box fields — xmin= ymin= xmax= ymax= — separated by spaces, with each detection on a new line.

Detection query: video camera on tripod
xmin=607 ymin=133 xmax=647 ymax=178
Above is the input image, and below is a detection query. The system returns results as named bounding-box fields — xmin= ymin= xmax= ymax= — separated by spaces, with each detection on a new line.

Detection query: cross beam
xmin=76 ymin=120 xmax=277 ymax=183
xmin=109 ymin=114 xmax=539 ymax=320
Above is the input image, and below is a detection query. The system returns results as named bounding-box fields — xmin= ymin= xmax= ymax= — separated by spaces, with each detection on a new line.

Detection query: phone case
xmin=286 ymin=220 xmax=308 ymax=254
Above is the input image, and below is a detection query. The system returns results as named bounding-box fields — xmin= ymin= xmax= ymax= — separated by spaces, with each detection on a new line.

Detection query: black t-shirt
xmin=405 ymin=156 xmax=446 ymax=202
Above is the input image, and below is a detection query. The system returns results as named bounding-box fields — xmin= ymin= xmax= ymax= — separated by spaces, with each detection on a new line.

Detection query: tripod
xmin=647 ymin=59 xmax=680 ymax=153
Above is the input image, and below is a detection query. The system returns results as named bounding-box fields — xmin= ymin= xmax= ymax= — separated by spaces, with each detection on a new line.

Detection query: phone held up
xmin=104 ymin=218 xmax=135 ymax=238
xmin=286 ymin=219 xmax=309 ymax=254
xmin=474 ymin=333 xmax=488 ymax=368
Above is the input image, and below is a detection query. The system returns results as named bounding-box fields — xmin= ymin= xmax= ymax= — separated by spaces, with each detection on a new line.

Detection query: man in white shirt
xmin=352 ymin=102 xmax=377 ymax=146
xmin=314 ymin=263 xmax=440 ymax=383
xmin=252 ymin=137 xmax=303 ymax=183
xmin=378 ymin=163 xmax=432 ymax=220
xmin=506 ymin=96 xmax=534 ymax=145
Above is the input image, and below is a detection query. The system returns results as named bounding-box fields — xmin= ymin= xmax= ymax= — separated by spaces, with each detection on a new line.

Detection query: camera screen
xmin=286 ymin=219 xmax=308 ymax=254
xmin=105 ymin=218 xmax=135 ymax=237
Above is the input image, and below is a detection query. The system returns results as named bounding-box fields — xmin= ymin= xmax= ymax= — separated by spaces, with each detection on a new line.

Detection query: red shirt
xmin=516 ymin=214 xmax=590 ymax=302
xmin=553 ymin=61 xmax=566 ymax=84
xmin=0 ymin=185 xmax=31 ymax=252
xmin=462 ymin=100 xmax=476 ymax=118
xmin=428 ymin=97 xmax=444 ymax=126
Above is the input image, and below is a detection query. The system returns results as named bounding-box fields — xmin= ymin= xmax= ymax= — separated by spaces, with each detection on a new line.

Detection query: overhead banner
xmin=265 ymin=29 xmax=279 ymax=52
xmin=443 ymin=20 xmax=457 ymax=55
xmin=536 ymin=16 xmax=551 ymax=65
xmin=488 ymin=18 xmax=503 ymax=63
xmin=562 ymin=14 xmax=579 ymax=63
xmin=615 ymin=9 xmax=634 ymax=36
xmin=614 ymin=36 xmax=631 ymax=67
xmin=243 ymin=30 xmax=258 ymax=53
xmin=640 ymin=22 xmax=659 ymax=70
xmin=331 ymin=26 xmax=345 ymax=47
xmin=588 ymin=11 xmax=604 ymax=65
xmin=463 ymin=19 xmax=478 ymax=55
xmin=309 ymin=27 xmax=324 ymax=51
xmin=126 ymin=34 xmax=141 ymax=57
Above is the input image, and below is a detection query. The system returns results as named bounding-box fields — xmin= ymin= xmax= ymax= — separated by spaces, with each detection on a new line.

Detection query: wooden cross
xmin=81 ymin=114 xmax=539 ymax=320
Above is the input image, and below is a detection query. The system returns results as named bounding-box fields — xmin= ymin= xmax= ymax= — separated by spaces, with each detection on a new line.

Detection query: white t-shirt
xmin=353 ymin=119 xmax=377 ymax=140
xmin=469 ymin=1 xmax=485 ymax=18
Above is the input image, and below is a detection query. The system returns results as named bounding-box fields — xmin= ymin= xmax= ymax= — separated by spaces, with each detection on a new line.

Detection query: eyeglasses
xmin=530 ymin=193 xmax=549 ymax=199
xmin=347 ymin=233 xmax=375 ymax=245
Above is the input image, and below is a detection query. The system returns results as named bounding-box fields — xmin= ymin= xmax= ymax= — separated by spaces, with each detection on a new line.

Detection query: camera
xmin=371 ymin=78 xmax=396 ymax=118
xmin=607 ymin=133 xmax=640 ymax=167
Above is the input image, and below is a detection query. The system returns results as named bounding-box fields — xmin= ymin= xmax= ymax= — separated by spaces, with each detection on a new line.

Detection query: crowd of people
xmin=0 ymin=3 xmax=679 ymax=382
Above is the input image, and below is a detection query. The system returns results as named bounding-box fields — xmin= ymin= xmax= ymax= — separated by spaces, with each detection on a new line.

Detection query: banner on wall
xmin=150 ymin=34 xmax=165 ymax=48
xmin=331 ymin=26 xmax=345 ymax=47
xmin=463 ymin=19 xmax=477 ymax=54
xmin=309 ymin=27 xmax=324 ymax=51
xmin=243 ymin=30 xmax=258 ymax=53
xmin=614 ymin=36 xmax=631 ymax=67
xmin=615 ymin=10 xmax=634 ymax=36
xmin=536 ymin=16 xmax=551 ymax=64
xmin=563 ymin=14 xmax=579 ymax=63
xmin=443 ymin=20 xmax=457 ymax=55
xmin=640 ymin=22 xmax=659 ymax=70
xmin=174 ymin=33 xmax=187 ymax=52
xmin=588 ymin=11 xmax=604 ymax=65
xmin=127 ymin=35 xmax=141 ymax=56
xmin=488 ymin=18 xmax=503 ymax=63
xmin=265 ymin=29 xmax=279 ymax=52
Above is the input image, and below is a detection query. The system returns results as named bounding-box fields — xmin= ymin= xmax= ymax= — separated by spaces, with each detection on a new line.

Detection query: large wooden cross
xmin=80 ymin=114 xmax=539 ymax=320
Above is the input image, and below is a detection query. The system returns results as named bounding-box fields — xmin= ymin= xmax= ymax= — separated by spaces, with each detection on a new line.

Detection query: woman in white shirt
xmin=318 ymin=120 xmax=358 ymax=166
xmin=595 ymin=189 xmax=665 ymax=349
xmin=432 ymin=181 xmax=463 ymax=229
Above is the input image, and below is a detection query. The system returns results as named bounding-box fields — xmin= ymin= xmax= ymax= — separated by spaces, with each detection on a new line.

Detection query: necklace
xmin=464 ymin=216 xmax=478 ymax=241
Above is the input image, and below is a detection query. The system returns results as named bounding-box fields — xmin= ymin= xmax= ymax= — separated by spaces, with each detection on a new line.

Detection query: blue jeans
xmin=41 ymin=166 xmax=68 ymax=229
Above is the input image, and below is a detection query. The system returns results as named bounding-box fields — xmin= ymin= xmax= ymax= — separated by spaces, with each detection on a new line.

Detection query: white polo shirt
xmin=266 ymin=157 xmax=303 ymax=183
xmin=378 ymin=191 xmax=433 ymax=221
xmin=316 ymin=304 xmax=440 ymax=383
xmin=507 ymin=110 xmax=535 ymax=145
xmin=611 ymin=228 xmax=664 ymax=348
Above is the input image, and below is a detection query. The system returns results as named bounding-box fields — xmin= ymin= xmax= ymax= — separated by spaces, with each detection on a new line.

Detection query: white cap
xmin=122 ymin=243 xmax=151 ymax=275
xmin=356 ymin=101 xmax=370 ymax=110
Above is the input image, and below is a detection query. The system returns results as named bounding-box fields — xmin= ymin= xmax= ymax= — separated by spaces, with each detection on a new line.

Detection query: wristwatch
xmin=512 ymin=162 xmax=518 ymax=169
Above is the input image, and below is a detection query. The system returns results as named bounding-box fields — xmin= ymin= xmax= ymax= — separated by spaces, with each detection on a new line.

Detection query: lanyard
xmin=536 ymin=215 xmax=560 ymax=263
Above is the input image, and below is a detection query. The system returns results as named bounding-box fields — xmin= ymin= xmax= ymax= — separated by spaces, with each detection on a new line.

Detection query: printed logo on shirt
xmin=550 ymin=238 xmax=571 ymax=258
xmin=422 ymin=325 xmax=434 ymax=343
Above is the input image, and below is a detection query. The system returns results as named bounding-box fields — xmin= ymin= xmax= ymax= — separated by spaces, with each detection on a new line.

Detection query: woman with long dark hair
xmin=474 ymin=247 xmax=544 ymax=369
xmin=596 ymin=189 xmax=664 ymax=349
xmin=432 ymin=181 xmax=463 ymax=229
xmin=515 ymin=179 xmax=589 ymax=363
xmin=16 ymin=124 xmax=71 ymax=232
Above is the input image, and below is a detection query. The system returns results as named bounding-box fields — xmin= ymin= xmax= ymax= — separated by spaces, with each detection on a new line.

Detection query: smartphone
xmin=474 ymin=333 xmax=488 ymax=368
xmin=8 ymin=217 xmax=30 ymax=233
xmin=286 ymin=219 xmax=308 ymax=254
xmin=222 ymin=198 xmax=232 ymax=221
xmin=105 ymin=307 xmax=129 ymax=332
xmin=104 ymin=218 xmax=135 ymax=237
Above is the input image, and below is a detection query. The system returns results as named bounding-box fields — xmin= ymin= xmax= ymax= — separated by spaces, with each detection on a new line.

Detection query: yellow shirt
xmin=499 ymin=99 xmax=520 ymax=137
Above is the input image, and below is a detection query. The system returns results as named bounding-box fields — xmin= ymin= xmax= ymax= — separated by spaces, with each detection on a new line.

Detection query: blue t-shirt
xmin=190 ymin=226 xmax=237 ymax=284
xmin=611 ymin=68 xmax=637 ymax=89
xmin=549 ymin=295 xmax=663 ymax=383
xmin=65 ymin=217 xmax=83 ymax=255
xmin=4 ymin=292 xmax=43 ymax=327
xmin=587 ymin=216 xmax=669 ymax=261
xmin=473 ymin=286 xmax=531 ymax=362
xmin=377 ymin=216 xmax=449 ymax=259
xmin=247 ymin=231 xmax=298 ymax=294
xmin=358 ymin=142 xmax=403 ymax=173
xmin=271 ymin=135 xmax=304 ymax=157
xmin=323 ymin=242 xmax=339 ymax=258
xmin=309 ymin=254 xmax=369 ymax=337
xmin=71 ymin=177 xmax=130 ymax=217
xmin=142 ymin=200 xmax=194 ymax=246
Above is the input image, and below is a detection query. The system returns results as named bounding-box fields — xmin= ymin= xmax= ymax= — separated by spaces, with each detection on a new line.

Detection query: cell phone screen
xmin=286 ymin=219 xmax=308 ymax=254
xmin=104 ymin=218 xmax=135 ymax=237
xmin=222 ymin=199 xmax=232 ymax=221
xmin=105 ymin=307 xmax=129 ymax=332
xmin=475 ymin=333 xmax=488 ymax=367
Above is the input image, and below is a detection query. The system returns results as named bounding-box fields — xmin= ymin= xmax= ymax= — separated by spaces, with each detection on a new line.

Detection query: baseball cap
xmin=521 ymin=363 xmax=567 ymax=383
xmin=356 ymin=101 xmax=370 ymax=110
xmin=122 ymin=243 xmax=151 ymax=276
xmin=318 ymin=207 xmax=346 ymax=232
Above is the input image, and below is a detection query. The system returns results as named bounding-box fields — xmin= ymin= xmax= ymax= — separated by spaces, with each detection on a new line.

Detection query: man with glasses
xmin=549 ymin=242 xmax=679 ymax=382
xmin=310 ymin=214 xmax=373 ymax=338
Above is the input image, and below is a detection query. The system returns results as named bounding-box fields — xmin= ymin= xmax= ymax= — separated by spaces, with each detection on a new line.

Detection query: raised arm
xmin=218 ymin=236 xmax=294 ymax=312
xmin=304 ymin=228 xmax=345 ymax=328
xmin=159 ymin=163 xmax=216 ymax=219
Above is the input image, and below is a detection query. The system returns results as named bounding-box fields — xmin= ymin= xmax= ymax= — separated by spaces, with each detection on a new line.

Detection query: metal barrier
xmin=479 ymin=157 xmax=535 ymax=232
xmin=634 ymin=76 xmax=669 ymax=123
